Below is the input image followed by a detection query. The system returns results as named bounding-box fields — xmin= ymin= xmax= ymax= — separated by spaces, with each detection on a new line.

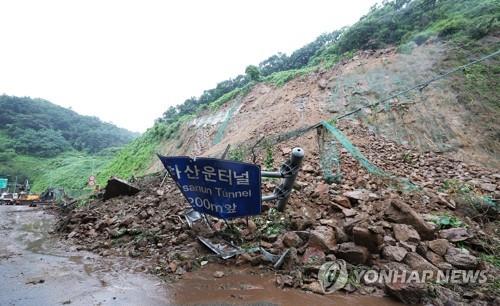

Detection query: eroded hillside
xmin=149 ymin=38 xmax=499 ymax=172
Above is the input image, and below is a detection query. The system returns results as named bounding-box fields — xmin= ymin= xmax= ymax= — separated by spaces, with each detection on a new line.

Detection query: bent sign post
xmin=157 ymin=155 xmax=262 ymax=219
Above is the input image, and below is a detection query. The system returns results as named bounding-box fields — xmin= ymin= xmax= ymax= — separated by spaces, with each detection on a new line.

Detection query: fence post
xmin=276 ymin=147 xmax=304 ymax=212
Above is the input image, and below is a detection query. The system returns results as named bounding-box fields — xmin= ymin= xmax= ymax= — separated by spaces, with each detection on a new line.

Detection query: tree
xmin=245 ymin=65 xmax=261 ymax=81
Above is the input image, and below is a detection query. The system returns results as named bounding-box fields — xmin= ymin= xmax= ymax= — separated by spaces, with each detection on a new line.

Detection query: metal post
xmin=277 ymin=147 xmax=304 ymax=211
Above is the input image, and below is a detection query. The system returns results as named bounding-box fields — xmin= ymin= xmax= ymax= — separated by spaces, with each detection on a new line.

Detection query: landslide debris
xmin=56 ymin=121 xmax=499 ymax=305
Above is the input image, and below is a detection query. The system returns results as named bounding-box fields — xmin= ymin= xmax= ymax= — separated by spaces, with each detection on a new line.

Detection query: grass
xmin=0 ymin=150 xmax=115 ymax=197
xmin=96 ymin=130 xmax=161 ymax=185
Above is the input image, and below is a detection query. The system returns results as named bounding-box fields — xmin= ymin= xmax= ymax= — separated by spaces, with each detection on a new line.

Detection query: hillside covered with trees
xmin=0 ymin=95 xmax=137 ymax=193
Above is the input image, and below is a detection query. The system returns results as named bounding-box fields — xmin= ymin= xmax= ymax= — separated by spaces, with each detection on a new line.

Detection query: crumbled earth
xmin=56 ymin=121 xmax=499 ymax=305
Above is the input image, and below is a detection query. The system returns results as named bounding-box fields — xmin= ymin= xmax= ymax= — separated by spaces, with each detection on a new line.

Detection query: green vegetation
xmin=0 ymin=96 xmax=136 ymax=193
xmin=431 ymin=214 xmax=465 ymax=229
xmin=0 ymin=95 xmax=136 ymax=157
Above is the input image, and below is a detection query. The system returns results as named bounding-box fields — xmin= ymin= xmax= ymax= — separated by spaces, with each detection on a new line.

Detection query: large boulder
xmin=384 ymin=199 xmax=435 ymax=240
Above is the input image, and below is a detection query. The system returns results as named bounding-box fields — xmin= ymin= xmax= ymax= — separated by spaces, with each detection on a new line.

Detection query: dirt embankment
xmin=57 ymin=120 xmax=499 ymax=305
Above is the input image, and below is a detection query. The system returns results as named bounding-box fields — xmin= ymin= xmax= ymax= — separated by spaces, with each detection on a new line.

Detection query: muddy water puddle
xmin=170 ymin=264 xmax=402 ymax=306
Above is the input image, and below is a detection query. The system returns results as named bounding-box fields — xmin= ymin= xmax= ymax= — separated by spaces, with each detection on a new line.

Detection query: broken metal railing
xmin=261 ymin=147 xmax=304 ymax=212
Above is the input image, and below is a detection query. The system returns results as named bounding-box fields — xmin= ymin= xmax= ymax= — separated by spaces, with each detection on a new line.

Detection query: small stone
xmin=213 ymin=271 xmax=225 ymax=278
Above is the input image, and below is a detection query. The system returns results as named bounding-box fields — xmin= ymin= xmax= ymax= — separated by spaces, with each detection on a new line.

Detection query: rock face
xmin=392 ymin=224 xmax=421 ymax=243
xmin=382 ymin=245 xmax=408 ymax=262
xmin=384 ymin=200 xmax=435 ymax=240
xmin=335 ymin=242 xmax=369 ymax=265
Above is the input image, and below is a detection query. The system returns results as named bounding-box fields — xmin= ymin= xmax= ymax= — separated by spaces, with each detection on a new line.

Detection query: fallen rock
xmin=318 ymin=79 xmax=328 ymax=90
xmin=427 ymin=239 xmax=449 ymax=256
xmin=403 ymin=252 xmax=438 ymax=273
xmin=444 ymin=248 xmax=479 ymax=270
xmin=480 ymin=183 xmax=496 ymax=192
xmin=333 ymin=195 xmax=351 ymax=208
xmin=343 ymin=189 xmax=370 ymax=203
xmin=302 ymin=247 xmax=326 ymax=266
xmin=384 ymin=199 xmax=435 ymax=240
xmin=438 ymin=227 xmax=473 ymax=242
xmin=314 ymin=183 xmax=330 ymax=199
xmin=308 ymin=226 xmax=336 ymax=252
xmin=103 ymin=177 xmax=140 ymax=200
xmin=385 ymin=281 xmax=426 ymax=304
xmin=352 ymin=226 xmax=383 ymax=253
xmin=424 ymin=251 xmax=444 ymax=266
xmin=393 ymin=224 xmax=421 ymax=243
xmin=302 ymin=281 xmax=324 ymax=294
xmin=382 ymin=246 xmax=408 ymax=262
xmin=335 ymin=242 xmax=369 ymax=265
xmin=213 ymin=271 xmax=225 ymax=278
xmin=282 ymin=232 xmax=304 ymax=248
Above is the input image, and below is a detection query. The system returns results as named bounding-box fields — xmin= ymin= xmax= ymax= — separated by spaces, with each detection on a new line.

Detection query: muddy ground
xmin=0 ymin=205 xmax=401 ymax=306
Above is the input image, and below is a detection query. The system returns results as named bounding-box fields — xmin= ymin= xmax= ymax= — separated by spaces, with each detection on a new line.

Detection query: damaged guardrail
xmin=261 ymin=147 xmax=304 ymax=211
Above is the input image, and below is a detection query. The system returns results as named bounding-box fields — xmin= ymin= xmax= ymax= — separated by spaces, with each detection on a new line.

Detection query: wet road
xmin=0 ymin=206 xmax=401 ymax=306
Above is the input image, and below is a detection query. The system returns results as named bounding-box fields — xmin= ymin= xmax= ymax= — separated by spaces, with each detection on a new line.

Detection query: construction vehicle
xmin=0 ymin=193 xmax=18 ymax=205
xmin=14 ymin=192 xmax=41 ymax=206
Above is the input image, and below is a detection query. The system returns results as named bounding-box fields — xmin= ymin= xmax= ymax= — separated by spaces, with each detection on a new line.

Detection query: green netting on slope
xmin=213 ymin=95 xmax=243 ymax=145
xmin=317 ymin=125 xmax=342 ymax=183
xmin=320 ymin=120 xmax=417 ymax=191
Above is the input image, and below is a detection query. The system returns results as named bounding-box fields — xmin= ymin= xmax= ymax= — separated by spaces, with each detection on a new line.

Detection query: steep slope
xmin=0 ymin=95 xmax=137 ymax=193
xmin=100 ymin=0 xmax=499 ymax=181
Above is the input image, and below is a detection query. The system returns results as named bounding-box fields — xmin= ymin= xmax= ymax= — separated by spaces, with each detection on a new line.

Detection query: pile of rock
xmin=56 ymin=122 xmax=499 ymax=304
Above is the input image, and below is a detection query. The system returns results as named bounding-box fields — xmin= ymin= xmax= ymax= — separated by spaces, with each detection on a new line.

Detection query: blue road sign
xmin=157 ymin=155 xmax=262 ymax=219
xmin=0 ymin=178 xmax=7 ymax=189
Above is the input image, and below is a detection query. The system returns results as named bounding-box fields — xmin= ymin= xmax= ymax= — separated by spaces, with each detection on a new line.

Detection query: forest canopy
xmin=0 ymin=95 xmax=137 ymax=157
